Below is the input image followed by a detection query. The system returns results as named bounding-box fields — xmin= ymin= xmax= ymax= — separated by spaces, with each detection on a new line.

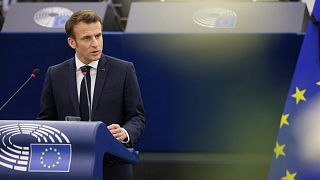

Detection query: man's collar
xmin=75 ymin=55 xmax=99 ymax=71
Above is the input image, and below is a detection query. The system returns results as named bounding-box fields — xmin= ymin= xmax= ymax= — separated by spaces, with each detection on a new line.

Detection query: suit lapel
xmin=92 ymin=55 xmax=110 ymax=118
xmin=67 ymin=58 xmax=80 ymax=116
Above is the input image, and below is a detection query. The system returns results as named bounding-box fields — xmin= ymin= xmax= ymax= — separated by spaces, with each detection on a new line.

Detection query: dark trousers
xmin=103 ymin=164 xmax=133 ymax=180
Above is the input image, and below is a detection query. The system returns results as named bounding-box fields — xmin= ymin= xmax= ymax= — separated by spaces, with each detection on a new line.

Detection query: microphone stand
xmin=84 ymin=74 xmax=91 ymax=121
xmin=83 ymin=72 xmax=92 ymax=122
xmin=0 ymin=72 xmax=38 ymax=112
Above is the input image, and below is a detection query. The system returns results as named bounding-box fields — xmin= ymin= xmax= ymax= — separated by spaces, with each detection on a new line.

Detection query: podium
xmin=0 ymin=120 xmax=138 ymax=180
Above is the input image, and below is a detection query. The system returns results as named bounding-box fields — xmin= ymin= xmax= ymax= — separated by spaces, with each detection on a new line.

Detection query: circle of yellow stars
xmin=40 ymin=147 xmax=61 ymax=169
xmin=272 ymin=83 xmax=320 ymax=179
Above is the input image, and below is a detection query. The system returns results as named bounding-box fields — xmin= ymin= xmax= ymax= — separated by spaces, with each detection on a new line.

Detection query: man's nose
xmin=91 ymin=37 xmax=99 ymax=46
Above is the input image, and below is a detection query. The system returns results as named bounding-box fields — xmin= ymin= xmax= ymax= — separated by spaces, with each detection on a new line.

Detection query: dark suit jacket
xmin=37 ymin=54 xmax=145 ymax=146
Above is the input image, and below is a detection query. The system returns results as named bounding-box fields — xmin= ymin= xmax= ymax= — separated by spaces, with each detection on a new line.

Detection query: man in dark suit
xmin=37 ymin=10 xmax=145 ymax=180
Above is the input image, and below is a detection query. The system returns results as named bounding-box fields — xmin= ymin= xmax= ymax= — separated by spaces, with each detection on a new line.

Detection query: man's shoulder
xmin=49 ymin=57 xmax=74 ymax=70
xmin=46 ymin=57 xmax=74 ymax=76
xmin=104 ymin=54 xmax=131 ymax=66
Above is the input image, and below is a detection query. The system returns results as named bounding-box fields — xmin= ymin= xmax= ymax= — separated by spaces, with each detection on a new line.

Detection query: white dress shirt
xmin=75 ymin=55 xmax=98 ymax=107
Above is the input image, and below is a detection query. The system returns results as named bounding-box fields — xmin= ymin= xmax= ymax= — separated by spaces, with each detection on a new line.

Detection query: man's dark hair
xmin=65 ymin=10 xmax=102 ymax=38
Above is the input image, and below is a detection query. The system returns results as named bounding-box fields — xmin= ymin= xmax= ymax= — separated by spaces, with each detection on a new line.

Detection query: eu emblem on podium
xmin=29 ymin=144 xmax=71 ymax=172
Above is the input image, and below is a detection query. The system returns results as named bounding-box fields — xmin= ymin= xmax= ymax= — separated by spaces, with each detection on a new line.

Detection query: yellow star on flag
xmin=317 ymin=81 xmax=320 ymax=86
xmin=274 ymin=142 xmax=286 ymax=159
xmin=291 ymin=86 xmax=306 ymax=104
xmin=280 ymin=114 xmax=289 ymax=128
xmin=281 ymin=169 xmax=296 ymax=180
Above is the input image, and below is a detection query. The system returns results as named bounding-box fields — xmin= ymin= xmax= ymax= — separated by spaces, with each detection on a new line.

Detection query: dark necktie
xmin=80 ymin=66 xmax=92 ymax=121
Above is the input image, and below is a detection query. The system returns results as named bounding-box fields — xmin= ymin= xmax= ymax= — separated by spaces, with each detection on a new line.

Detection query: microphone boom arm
xmin=0 ymin=75 xmax=33 ymax=112
xmin=83 ymin=75 xmax=92 ymax=122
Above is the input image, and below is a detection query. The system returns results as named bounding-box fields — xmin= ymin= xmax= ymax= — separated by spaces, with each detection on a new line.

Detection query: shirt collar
xmin=75 ymin=54 xmax=99 ymax=71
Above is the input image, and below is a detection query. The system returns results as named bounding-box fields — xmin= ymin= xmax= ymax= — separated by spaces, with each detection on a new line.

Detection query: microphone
xmin=0 ymin=68 xmax=40 ymax=112
xmin=80 ymin=66 xmax=92 ymax=121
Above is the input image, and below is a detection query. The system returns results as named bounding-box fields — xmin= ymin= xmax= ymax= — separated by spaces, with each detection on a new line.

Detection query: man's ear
xmin=67 ymin=37 xmax=76 ymax=49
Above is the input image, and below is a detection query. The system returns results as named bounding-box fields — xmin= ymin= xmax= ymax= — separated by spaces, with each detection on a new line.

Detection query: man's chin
xmin=90 ymin=54 xmax=101 ymax=61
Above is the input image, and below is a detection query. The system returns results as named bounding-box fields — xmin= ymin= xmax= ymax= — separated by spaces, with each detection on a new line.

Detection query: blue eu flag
xmin=268 ymin=1 xmax=320 ymax=179
xmin=29 ymin=144 xmax=71 ymax=172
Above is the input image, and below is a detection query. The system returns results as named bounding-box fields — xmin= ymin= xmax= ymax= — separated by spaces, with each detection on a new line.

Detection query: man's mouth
xmin=91 ymin=50 xmax=100 ymax=55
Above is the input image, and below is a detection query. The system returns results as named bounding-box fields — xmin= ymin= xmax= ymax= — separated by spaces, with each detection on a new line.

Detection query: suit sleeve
xmin=122 ymin=62 xmax=145 ymax=147
xmin=36 ymin=67 xmax=58 ymax=120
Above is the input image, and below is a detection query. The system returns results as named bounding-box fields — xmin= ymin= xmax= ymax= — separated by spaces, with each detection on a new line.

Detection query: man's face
xmin=67 ymin=21 xmax=103 ymax=64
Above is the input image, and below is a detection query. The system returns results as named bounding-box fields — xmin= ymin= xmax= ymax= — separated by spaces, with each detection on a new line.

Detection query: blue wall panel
xmin=0 ymin=33 xmax=303 ymax=153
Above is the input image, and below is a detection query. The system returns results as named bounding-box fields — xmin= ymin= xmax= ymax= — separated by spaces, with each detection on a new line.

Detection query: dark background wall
xmin=0 ymin=32 xmax=303 ymax=179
